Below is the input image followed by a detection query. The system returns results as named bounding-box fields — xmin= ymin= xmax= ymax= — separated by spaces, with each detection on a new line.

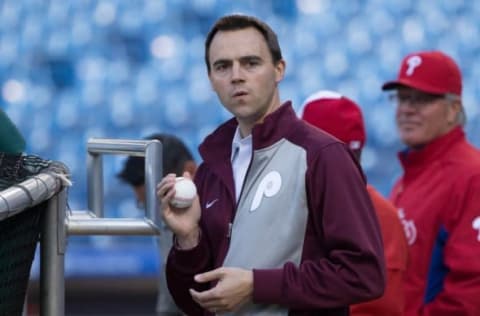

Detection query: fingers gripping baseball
xmin=156 ymin=172 xmax=201 ymax=239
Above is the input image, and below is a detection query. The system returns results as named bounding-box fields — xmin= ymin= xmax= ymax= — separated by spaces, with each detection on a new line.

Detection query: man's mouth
xmin=232 ymin=91 xmax=248 ymax=97
xmin=398 ymin=118 xmax=420 ymax=127
xmin=398 ymin=121 xmax=421 ymax=130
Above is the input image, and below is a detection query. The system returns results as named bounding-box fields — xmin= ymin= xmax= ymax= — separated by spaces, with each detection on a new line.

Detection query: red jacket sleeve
xmin=350 ymin=186 xmax=408 ymax=316
xmin=421 ymin=174 xmax=480 ymax=316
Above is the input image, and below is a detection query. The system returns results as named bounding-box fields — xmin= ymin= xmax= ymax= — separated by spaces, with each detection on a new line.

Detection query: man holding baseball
xmin=118 ymin=133 xmax=196 ymax=316
xmin=157 ymin=14 xmax=385 ymax=315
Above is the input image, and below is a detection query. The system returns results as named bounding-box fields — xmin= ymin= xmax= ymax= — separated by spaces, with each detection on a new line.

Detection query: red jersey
xmin=350 ymin=185 xmax=408 ymax=316
xmin=390 ymin=127 xmax=480 ymax=316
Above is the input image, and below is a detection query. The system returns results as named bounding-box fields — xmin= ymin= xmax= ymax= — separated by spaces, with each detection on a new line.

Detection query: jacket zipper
xmin=228 ymin=143 xmax=254 ymax=239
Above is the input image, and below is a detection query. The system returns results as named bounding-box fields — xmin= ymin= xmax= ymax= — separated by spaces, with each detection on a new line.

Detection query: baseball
xmin=169 ymin=177 xmax=197 ymax=209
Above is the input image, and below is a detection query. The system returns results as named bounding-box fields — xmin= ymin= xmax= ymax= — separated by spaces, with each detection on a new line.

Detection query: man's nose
xmin=397 ymin=100 xmax=418 ymax=112
xmin=231 ymin=62 xmax=244 ymax=82
xmin=396 ymin=102 xmax=417 ymax=118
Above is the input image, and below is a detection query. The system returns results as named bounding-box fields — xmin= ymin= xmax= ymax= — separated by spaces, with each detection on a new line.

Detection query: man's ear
xmin=275 ymin=59 xmax=286 ymax=84
xmin=208 ymin=73 xmax=217 ymax=92
xmin=448 ymin=99 xmax=462 ymax=125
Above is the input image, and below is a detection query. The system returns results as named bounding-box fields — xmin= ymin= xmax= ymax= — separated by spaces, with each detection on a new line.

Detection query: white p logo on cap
xmin=406 ymin=55 xmax=422 ymax=76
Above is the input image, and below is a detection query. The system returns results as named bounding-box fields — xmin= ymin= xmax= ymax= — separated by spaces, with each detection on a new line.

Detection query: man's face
xmin=208 ymin=27 xmax=285 ymax=132
xmin=133 ymin=185 xmax=145 ymax=209
xmin=393 ymin=87 xmax=460 ymax=147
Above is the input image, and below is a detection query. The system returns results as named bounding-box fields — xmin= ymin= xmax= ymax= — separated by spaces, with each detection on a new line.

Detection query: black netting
xmin=0 ymin=153 xmax=52 ymax=191
xmin=0 ymin=153 xmax=53 ymax=316
xmin=0 ymin=204 xmax=43 ymax=316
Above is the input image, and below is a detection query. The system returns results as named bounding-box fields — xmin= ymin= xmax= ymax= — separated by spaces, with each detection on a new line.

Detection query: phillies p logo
xmin=406 ymin=55 xmax=422 ymax=76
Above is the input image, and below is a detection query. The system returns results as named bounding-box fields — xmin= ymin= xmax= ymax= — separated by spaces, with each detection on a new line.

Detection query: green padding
xmin=0 ymin=109 xmax=26 ymax=154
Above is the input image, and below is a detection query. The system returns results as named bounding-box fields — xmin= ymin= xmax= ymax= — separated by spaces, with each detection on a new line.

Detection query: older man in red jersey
xmin=382 ymin=50 xmax=480 ymax=316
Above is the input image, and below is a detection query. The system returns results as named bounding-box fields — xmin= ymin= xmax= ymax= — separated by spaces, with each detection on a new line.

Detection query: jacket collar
xmin=199 ymin=101 xmax=296 ymax=163
xmin=398 ymin=126 xmax=465 ymax=170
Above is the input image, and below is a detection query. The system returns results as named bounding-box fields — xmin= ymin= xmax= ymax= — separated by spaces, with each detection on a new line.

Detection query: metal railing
xmin=71 ymin=138 xmax=163 ymax=235
xmin=0 ymin=161 xmax=68 ymax=316
xmin=0 ymin=171 xmax=65 ymax=220
xmin=1 ymin=138 xmax=163 ymax=316
xmin=44 ymin=138 xmax=163 ymax=316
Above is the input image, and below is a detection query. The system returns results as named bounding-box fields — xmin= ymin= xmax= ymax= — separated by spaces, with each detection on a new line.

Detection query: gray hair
xmin=445 ymin=93 xmax=465 ymax=126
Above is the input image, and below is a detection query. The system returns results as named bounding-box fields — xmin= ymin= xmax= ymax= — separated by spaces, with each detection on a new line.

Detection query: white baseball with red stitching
xmin=170 ymin=177 xmax=196 ymax=209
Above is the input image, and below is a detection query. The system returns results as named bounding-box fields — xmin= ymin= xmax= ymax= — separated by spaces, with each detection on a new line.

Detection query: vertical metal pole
xmin=145 ymin=140 xmax=162 ymax=226
xmin=87 ymin=153 xmax=104 ymax=217
xmin=40 ymin=188 xmax=67 ymax=316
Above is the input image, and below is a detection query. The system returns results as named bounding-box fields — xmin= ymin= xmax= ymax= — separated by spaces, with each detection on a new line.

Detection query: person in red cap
xmin=382 ymin=50 xmax=480 ymax=316
xmin=301 ymin=90 xmax=409 ymax=316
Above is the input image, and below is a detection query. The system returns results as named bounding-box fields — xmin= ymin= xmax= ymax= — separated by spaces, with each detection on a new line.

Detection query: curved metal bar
xmin=67 ymin=216 xmax=160 ymax=236
xmin=87 ymin=138 xmax=162 ymax=225
xmin=0 ymin=172 xmax=63 ymax=220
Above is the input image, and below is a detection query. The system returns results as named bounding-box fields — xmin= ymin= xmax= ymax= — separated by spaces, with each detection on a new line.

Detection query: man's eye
xmin=215 ymin=64 xmax=227 ymax=71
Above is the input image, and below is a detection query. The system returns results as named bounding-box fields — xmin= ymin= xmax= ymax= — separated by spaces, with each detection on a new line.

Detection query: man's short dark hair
xmin=117 ymin=133 xmax=194 ymax=187
xmin=204 ymin=14 xmax=283 ymax=73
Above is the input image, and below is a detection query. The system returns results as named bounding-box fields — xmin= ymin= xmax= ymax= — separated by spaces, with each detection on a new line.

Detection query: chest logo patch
xmin=472 ymin=216 xmax=480 ymax=242
xmin=398 ymin=208 xmax=417 ymax=245
xmin=250 ymin=170 xmax=282 ymax=212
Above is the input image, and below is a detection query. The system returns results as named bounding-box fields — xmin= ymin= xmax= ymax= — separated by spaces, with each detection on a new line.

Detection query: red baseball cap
xmin=382 ymin=50 xmax=462 ymax=96
xmin=300 ymin=90 xmax=366 ymax=151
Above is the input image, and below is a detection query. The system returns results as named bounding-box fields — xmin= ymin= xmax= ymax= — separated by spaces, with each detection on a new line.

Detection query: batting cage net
xmin=0 ymin=153 xmax=69 ymax=316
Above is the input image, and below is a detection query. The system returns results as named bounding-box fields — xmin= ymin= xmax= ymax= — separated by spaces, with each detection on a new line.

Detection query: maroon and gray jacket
xmin=166 ymin=102 xmax=385 ymax=315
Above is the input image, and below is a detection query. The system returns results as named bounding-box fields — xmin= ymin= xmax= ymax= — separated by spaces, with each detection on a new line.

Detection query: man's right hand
xmin=157 ymin=172 xmax=201 ymax=249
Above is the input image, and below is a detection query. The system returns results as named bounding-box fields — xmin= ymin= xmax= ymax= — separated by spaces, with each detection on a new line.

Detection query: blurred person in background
xmin=118 ymin=133 xmax=196 ymax=316
xmin=157 ymin=14 xmax=385 ymax=315
xmin=301 ymin=90 xmax=409 ymax=316
xmin=382 ymin=50 xmax=480 ymax=316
